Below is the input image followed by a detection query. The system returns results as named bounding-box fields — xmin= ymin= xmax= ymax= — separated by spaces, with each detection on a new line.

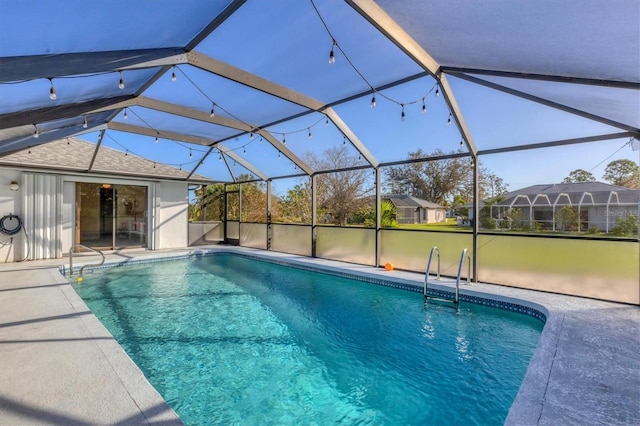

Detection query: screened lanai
xmin=0 ymin=0 xmax=639 ymax=303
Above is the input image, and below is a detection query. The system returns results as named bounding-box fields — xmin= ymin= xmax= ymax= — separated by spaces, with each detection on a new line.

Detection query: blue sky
xmin=2 ymin=0 xmax=638 ymax=194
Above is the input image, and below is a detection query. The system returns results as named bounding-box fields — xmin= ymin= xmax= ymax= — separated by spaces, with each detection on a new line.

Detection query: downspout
xmin=311 ymin=174 xmax=317 ymax=258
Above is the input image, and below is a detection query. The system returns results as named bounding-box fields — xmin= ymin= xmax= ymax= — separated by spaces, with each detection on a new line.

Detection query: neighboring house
xmin=383 ymin=194 xmax=447 ymax=224
xmin=483 ymin=182 xmax=639 ymax=231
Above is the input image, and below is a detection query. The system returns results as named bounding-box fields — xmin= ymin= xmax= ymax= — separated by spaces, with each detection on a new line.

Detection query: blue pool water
xmin=73 ymin=254 xmax=543 ymax=425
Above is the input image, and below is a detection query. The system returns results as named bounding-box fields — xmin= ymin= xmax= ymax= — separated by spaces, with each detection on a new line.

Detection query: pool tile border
xmin=61 ymin=250 xmax=546 ymax=323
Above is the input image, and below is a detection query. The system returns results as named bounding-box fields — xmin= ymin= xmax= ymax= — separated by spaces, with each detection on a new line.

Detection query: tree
xmin=610 ymin=213 xmax=639 ymax=237
xmin=563 ymin=169 xmax=596 ymax=183
xmin=240 ymin=180 xmax=267 ymax=223
xmin=306 ymin=145 xmax=373 ymax=226
xmin=603 ymin=159 xmax=640 ymax=188
xmin=386 ymin=149 xmax=507 ymax=206
xmin=351 ymin=200 xmax=399 ymax=228
xmin=385 ymin=149 xmax=468 ymax=204
xmin=276 ymin=182 xmax=312 ymax=224
xmin=555 ymin=206 xmax=579 ymax=232
xmin=189 ymin=184 xmax=224 ymax=221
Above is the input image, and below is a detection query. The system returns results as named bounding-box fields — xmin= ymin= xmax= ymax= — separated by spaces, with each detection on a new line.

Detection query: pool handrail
xmin=69 ymin=244 xmax=105 ymax=279
xmin=423 ymin=246 xmax=440 ymax=300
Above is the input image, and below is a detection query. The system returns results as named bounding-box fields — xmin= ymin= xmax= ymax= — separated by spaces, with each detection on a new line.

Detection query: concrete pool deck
xmin=0 ymin=246 xmax=638 ymax=425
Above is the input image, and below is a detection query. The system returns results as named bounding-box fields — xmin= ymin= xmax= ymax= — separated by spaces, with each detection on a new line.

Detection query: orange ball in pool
xmin=384 ymin=262 xmax=394 ymax=271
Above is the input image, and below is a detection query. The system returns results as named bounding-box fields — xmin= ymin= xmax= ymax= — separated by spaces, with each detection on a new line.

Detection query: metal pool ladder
xmin=423 ymin=246 xmax=458 ymax=306
xmin=69 ymin=244 xmax=105 ymax=281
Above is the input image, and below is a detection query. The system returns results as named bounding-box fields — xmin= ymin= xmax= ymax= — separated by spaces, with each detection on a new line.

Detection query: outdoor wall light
xmin=9 ymin=181 xmax=19 ymax=191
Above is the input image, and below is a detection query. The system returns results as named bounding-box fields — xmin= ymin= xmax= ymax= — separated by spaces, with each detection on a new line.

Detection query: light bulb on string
xmin=155 ymin=133 xmax=159 ymax=144
xmin=422 ymin=99 xmax=426 ymax=114
xmin=401 ymin=104 xmax=406 ymax=122
xmin=325 ymin=118 xmax=329 ymax=126
xmin=82 ymin=116 xmax=88 ymax=129
xmin=179 ymin=165 xmax=182 ymax=171
xmin=118 ymin=71 xmax=125 ymax=90
xmin=125 ymin=150 xmax=128 ymax=157
xmin=48 ymin=78 xmax=57 ymax=100
xmin=189 ymin=148 xmax=192 ymax=158
xmin=33 ymin=125 xmax=39 ymax=138
xmin=66 ymin=138 xmax=70 ymax=145
xmin=250 ymin=131 xmax=254 ymax=140
xmin=171 ymin=66 xmax=177 ymax=82
xmin=329 ymin=39 xmax=336 ymax=64
xmin=153 ymin=162 xmax=156 ymax=169
xmin=435 ymin=88 xmax=439 ymax=97
xmin=209 ymin=103 xmax=215 ymax=118
xmin=282 ymin=134 xmax=286 ymax=145
xmin=219 ymin=154 xmax=222 ymax=161
xmin=308 ymin=128 xmax=312 ymax=139
xmin=277 ymin=151 xmax=281 ymax=159
xmin=370 ymin=94 xmax=376 ymax=108
xmin=342 ymin=136 xmax=346 ymax=146
xmin=447 ymin=113 xmax=452 ymax=125
xmin=243 ymin=146 xmax=246 ymax=154
xmin=123 ymin=107 xmax=128 ymax=119
xmin=460 ymin=139 xmax=464 ymax=147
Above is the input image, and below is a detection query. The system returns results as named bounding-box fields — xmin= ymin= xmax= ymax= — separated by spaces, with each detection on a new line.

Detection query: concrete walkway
xmin=0 ymin=252 xmax=183 ymax=425
xmin=0 ymin=247 xmax=638 ymax=425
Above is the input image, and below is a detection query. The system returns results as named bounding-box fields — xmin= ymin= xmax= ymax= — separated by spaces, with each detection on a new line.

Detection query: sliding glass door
xmin=76 ymin=183 xmax=148 ymax=249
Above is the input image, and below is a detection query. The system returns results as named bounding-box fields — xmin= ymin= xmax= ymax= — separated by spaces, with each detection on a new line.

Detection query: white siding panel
xmin=22 ymin=174 xmax=63 ymax=260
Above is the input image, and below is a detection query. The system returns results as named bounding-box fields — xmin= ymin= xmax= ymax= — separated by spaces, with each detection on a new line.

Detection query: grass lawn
xmin=398 ymin=218 xmax=471 ymax=231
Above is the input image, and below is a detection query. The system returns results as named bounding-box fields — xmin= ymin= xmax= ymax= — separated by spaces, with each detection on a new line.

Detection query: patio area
xmin=0 ymin=247 xmax=638 ymax=425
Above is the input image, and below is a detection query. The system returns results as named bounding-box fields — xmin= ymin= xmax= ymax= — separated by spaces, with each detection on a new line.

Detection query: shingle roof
xmin=383 ymin=194 xmax=446 ymax=209
xmin=0 ymin=137 xmax=208 ymax=182
xmin=497 ymin=182 xmax=639 ymax=206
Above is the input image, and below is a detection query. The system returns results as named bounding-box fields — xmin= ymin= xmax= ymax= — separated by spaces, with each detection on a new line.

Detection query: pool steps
xmin=424 ymin=246 xmax=469 ymax=307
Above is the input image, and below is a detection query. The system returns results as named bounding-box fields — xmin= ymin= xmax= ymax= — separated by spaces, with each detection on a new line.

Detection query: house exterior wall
xmin=155 ymin=181 xmax=189 ymax=249
xmin=0 ymin=167 xmax=190 ymax=262
xmin=0 ymin=168 xmax=23 ymax=262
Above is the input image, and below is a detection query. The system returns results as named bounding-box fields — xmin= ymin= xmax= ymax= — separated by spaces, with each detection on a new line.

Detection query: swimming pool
xmin=73 ymin=253 xmax=543 ymax=425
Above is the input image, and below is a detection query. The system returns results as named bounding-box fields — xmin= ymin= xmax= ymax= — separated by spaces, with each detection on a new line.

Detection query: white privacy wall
xmin=155 ymin=181 xmax=189 ymax=249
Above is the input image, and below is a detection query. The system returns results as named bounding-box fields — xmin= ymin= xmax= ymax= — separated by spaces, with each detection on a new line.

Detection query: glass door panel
xmin=115 ymin=185 xmax=148 ymax=247
xmin=76 ymin=182 xmax=147 ymax=249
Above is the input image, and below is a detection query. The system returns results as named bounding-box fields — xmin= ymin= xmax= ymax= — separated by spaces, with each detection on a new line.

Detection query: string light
xmin=282 ymin=134 xmax=286 ymax=145
xmin=48 ymin=78 xmax=57 ymax=100
xmin=460 ymin=139 xmax=464 ymax=147
xmin=342 ymin=136 xmax=346 ymax=146
xmin=153 ymin=162 xmax=156 ymax=169
xmin=123 ymin=107 xmax=128 ymax=119
xmin=125 ymin=150 xmax=128 ymax=156
xmin=243 ymin=146 xmax=246 ymax=154
xmin=277 ymin=151 xmax=281 ymax=159
xmin=308 ymin=128 xmax=312 ymax=139
xmin=82 ymin=116 xmax=88 ymax=129
xmin=189 ymin=148 xmax=192 ymax=158
xmin=401 ymin=104 xmax=406 ymax=121
xmin=447 ymin=113 xmax=452 ymax=125
xmin=66 ymin=138 xmax=70 ymax=145
xmin=33 ymin=125 xmax=39 ymax=138
xmin=422 ymin=98 xmax=426 ymax=114
xmin=171 ymin=66 xmax=177 ymax=82
xmin=209 ymin=103 xmax=215 ymax=118
xmin=370 ymin=94 xmax=376 ymax=108
xmin=118 ymin=71 xmax=125 ymax=90
xmin=325 ymin=117 xmax=329 ymax=126
xmin=219 ymin=153 xmax=222 ymax=161
xmin=435 ymin=88 xmax=439 ymax=96
xmin=155 ymin=133 xmax=159 ymax=144
xmin=250 ymin=131 xmax=254 ymax=140
xmin=329 ymin=39 xmax=336 ymax=64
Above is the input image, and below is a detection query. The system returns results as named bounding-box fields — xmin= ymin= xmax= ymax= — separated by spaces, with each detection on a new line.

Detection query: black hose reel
xmin=0 ymin=213 xmax=23 ymax=236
